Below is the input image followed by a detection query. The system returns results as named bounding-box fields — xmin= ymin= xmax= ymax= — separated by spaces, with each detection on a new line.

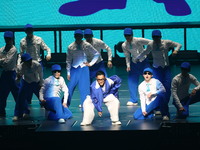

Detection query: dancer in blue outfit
xmin=122 ymin=28 xmax=151 ymax=106
xmin=13 ymin=53 xmax=43 ymax=121
xmin=171 ymin=62 xmax=200 ymax=119
xmin=133 ymin=68 xmax=169 ymax=120
xmin=39 ymin=64 xmax=72 ymax=123
xmin=66 ymin=29 xmax=99 ymax=107
xmin=0 ymin=31 xmax=19 ymax=119
xmin=80 ymin=71 xmax=121 ymax=126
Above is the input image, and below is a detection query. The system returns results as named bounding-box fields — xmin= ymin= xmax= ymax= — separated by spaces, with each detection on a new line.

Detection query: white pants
xmin=81 ymin=94 xmax=120 ymax=124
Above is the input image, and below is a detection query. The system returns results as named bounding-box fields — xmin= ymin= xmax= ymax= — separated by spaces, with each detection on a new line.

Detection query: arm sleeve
xmin=122 ymin=44 xmax=131 ymax=68
xmin=87 ymin=45 xmax=100 ymax=66
xmin=171 ymin=78 xmax=182 ymax=108
xmin=40 ymin=38 xmax=51 ymax=57
xmin=99 ymin=40 xmax=112 ymax=61
xmin=66 ymin=49 xmax=72 ymax=76
xmin=61 ymin=79 xmax=69 ymax=103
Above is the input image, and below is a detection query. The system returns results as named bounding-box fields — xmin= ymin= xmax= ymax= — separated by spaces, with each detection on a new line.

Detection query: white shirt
xmin=84 ymin=38 xmax=112 ymax=63
xmin=171 ymin=73 xmax=200 ymax=108
xmin=39 ymin=76 xmax=69 ymax=103
xmin=17 ymin=60 xmax=43 ymax=86
xmin=66 ymin=41 xmax=100 ymax=75
xmin=0 ymin=45 xmax=17 ymax=71
xmin=122 ymin=37 xmax=151 ymax=68
xmin=137 ymin=40 xmax=182 ymax=68
xmin=18 ymin=35 xmax=51 ymax=64
xmin=138 ymin=78 xmax=166 ymax=112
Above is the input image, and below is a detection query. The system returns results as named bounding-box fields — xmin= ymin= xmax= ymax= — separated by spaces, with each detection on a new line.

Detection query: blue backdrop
xmin=0 ymin=0 xmax=199 ymax=54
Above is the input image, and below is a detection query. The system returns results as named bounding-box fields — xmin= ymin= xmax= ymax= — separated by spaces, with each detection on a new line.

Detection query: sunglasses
xmin=97 ymin=78 xmax=106 ymax=81
xmin=53 ymin=70 xmax=61 ymax=73
xmin=143 ymin=72 xmax=152 ymax=75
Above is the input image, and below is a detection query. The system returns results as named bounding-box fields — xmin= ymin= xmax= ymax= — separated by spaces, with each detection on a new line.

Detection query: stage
xmin=0 ymin=64 xmax=200 ymax=149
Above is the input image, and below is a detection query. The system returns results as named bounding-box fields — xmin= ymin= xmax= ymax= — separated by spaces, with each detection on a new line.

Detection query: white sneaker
xmin=58 ymin=118 xmax=65 ymax=123
xmin=154 ymin=110 xmax=162 ymax=115
xmin=12 ymin=116 xmax=19 ymax=121
xmin=162 ymin=116 xmax=169 ymax=121
xmin=80 ymin=122 xmax=91 ymax=126
xmin=112 ymin=121 xmax=122 ymax=125
xmin=23 ymin=113 xmax=30 ymax=119
xmin=78 ymin=104 xmax=82 ymax=108
xmin=126 ymin=101 xmax=138 ymax=106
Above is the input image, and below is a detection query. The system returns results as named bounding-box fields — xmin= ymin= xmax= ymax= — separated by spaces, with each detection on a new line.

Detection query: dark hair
xmin=95 ymin=71 xmax=105 ymax=77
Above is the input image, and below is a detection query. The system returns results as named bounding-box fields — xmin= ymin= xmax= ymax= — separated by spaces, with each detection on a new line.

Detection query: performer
xmin=13 ymin=53 xmax=43 ymax=121
xmin=133 ymin=68 xmax=169 ymax=120
xmin=171 ymin=62 xmax=200 ymax=119
xmin=0 ymin=31 xmax=19 ymax=119
xmin=80 ymin=71 xmax=121 ymax=126
xmin=66 ymin=29 xmax=100 ymax=107
xmin=122 ymin=28 xmax=151 ymax=106
xmin=39 ymin=64 xmax=72 ymax=123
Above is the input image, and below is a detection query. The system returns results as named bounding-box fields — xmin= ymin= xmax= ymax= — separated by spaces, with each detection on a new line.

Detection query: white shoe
xmin=162 ymin=116 xmax=169 ymax=121
xmin=80 ymin=122 xmax=91 ymax=126
xmin=78 ymin=104 xmax=82 ymax=108
xmin=154 ymin=110 xmax=162 ymax=115
xmin=23 ymin=113 xmax=30 ymax=119
xmin=112 ymin=121 xmax=121 ymax=125
xmin=12 ymin=116 xmax=19 ymax=121
xmin=126 ymin=101 xmax=138 ymax=106
xmin=58 ymin=118 xmax=65 ymax=123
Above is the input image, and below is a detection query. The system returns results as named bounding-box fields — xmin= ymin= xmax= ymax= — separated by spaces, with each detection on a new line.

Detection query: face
xmin=181 ymin=68 xmax=190 ymax=77
xmin=52 ymin=70 xmax=61 ymax=79
xmin=24 ymin=59 xmax=32 ymax=68
xmin=96 ymin=74 xmax=106 ymax=87
xmin=4 ymin=37 xmax=13 ymax=45
xmin=124 ymin=34 xmax=133 ymax=43
xmin=74 ymin=34 xmax=83 ymax=44
xmin=25 ymin=28 xmax=34 ymax=38
xmin=152 ymin=36 xmax=162 ymax=43
xmin=143 ymin=71 xmax=153 ymax=82
xmin=84 ymin=34 xmax=93 ymax=43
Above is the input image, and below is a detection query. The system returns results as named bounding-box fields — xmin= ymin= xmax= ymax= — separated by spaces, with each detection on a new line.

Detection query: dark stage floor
xmin=0 ymin=64 xmax=200 ymax=149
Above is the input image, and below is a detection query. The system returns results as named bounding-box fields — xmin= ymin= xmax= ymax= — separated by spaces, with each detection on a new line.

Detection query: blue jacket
xmin=90 ymin=75 xmax=121 ymax=112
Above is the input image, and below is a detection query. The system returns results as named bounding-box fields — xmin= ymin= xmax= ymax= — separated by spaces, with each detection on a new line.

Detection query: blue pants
xmin=44 ymin=97 xmax=72 ymax=120
xmin=67 ymin=66 xmax=90 ymax=107
xmin=128 ymin=59 xmax=150 ymax=103
xmin=89 ymin=61 xmax=107 ymax=82
xmin=14 ymin=79 xmax=40 ymax=117
xmin=152 ymin=66 xmax=171 ymax=103
xmin=133 ymin=93 xmax=168 ymax=120
xmin=0 ymin=70 xmax=19 ymax=116
xmin=173 ymin=90 xmax=200 ymax=118
xmin=152 ymin=66 xmax=171 ymax=114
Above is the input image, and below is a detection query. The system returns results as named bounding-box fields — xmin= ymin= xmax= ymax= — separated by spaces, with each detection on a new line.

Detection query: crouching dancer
xmin=133 ymin=67 xmax=169 ymax=120
xmin=39 ymin=64 xmax=72 ymax=123
xmin=80 ymin=71 xmax=121 ymax=126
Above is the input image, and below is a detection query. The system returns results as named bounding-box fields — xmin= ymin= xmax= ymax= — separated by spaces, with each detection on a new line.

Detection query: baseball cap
xmin=124 ymin=28 xmax=133 ymax=35
xmin=21 ymin=53 xmax=32 ymax=62
xmin=143 ymin=67 xmax=153 ymax=74
xmin=84 ymin=29 xmax=93 ymax=35
xmin=74 ymin=29 xmax=83 ymax=35
xmin=51 ymin=64 xmax=61 ymax=72
xmin=4 ymin=31 xmax=14 ymax=38
xmin=180 ymin=62 xmax=191 ymax=70
xmin=152 ymin=30 xmax=162 ymax=36
xmin=24 ymin=24 xmax=33 ymax=30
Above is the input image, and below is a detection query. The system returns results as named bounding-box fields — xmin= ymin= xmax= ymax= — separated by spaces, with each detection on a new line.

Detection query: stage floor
xmin=0 ymin=64 xmax=200 ymax=148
